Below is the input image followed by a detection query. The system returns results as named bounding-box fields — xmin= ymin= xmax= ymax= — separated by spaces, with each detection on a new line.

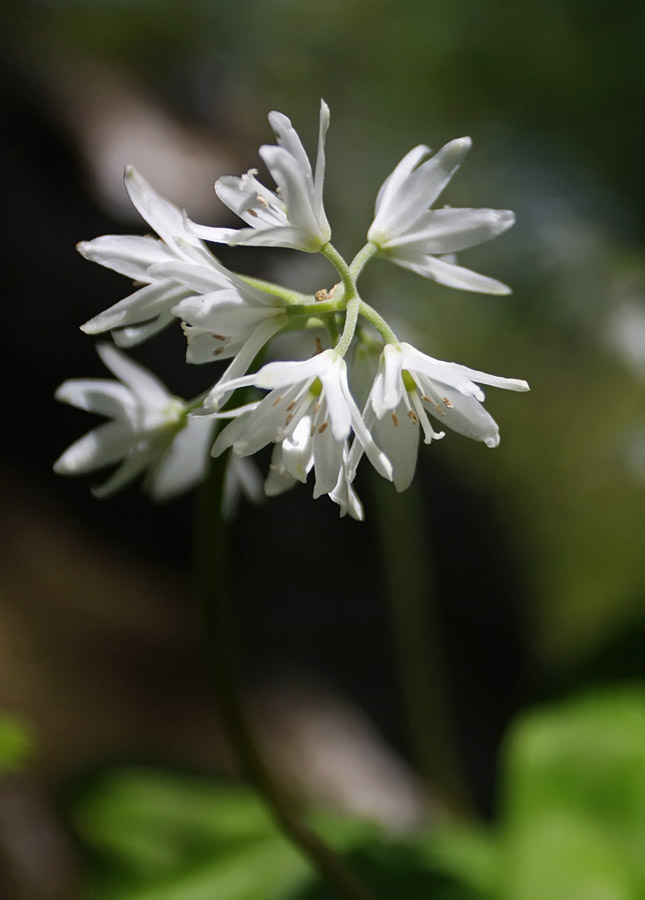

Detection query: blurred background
xmin=2 ymin=1 xmax=645 ymax=898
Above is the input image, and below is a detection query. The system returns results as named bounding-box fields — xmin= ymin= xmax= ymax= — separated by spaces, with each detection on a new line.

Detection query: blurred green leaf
xmin=0 ymin=712 xmax=35 ymax=775
xmin=73 ymin=768 xmax=377 ymax=900
xmin=499 ymin=686 xmax=645 ymax=898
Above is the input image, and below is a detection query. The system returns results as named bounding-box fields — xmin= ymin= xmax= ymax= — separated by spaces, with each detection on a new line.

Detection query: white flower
xmin=209 ymin=349 xmax=392 ymax=504
xmin=147 ymin=257 xmax=289 ymax=406
xmin=54 ymin=343 xmax=214 ymax=500
xmin=190 ymin=101 xmax=331 ymax=252
xmin=264 ymin=423 xmax=364 ymax=521
xmin=367 ymin=139 xmax=515 ymax=295
xmin=350 ymin=342 xmax=529 ymax=491
xmin=78 ymin=166 xmax=225 ymax=346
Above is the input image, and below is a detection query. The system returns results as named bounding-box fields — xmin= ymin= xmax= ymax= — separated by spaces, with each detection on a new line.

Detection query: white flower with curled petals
xmin=54 ymin=343 xmax=214 ymax=500
xmin=367 ymin=139 xmax=515 ymax=295
xmin=190 ymin=101 xmax=331 ymax=252
xmin=208 ymin=349 xmax=392 ymax=506
xmin=78 ymin=166 xmax=225 ymax=346
xmin=350 ymin=342 xmax=529 ymax=491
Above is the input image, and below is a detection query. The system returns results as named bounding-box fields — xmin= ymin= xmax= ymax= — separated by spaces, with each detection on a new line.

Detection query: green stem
xmin=239 ymin=273 xmax=311 ymax=306
xmin=370 ymin=474 xmax=474 ymax=819
xmin=320 ymin=243 xmax=354 ymax=299
xmin=194 ymin=458 xmax=378 ymax=900
xmin=349 ymin=242 xmax=378 ymax=282
xmin=286 ymin=299 xmax=343 ymax=319
xmin=335 ymin=297 xmax=360 ymax=358
xmin=357 ymin=301 xmax=399 ymax=344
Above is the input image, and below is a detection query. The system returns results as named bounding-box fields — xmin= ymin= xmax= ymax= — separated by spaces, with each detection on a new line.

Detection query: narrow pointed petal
xmin=54 ymin=421 xmax=133 ymax=475
xmin=370 ymin=139 xmax=471 ymax=240
xmin=146 ymin=416 xmax=214 ymax=500
xmin=112 ymin=314 xmax=177 ymax=347
xmin=55 ymin=379 xmax=134 ymax=420
xmin=387 ymin=208 xmax=516 ymax=254
xmin=81 ymin=281 xmax=188 ymax=334
xmin=313 ymin=100 xmax=330 ymax=222
xmin=268 ymin=111 xmax=312 ymax=180
xmin=373 ymin=400 xmax=420 ymax=492
xmin=96 ymin=343 xmax=170 ymax=407
xmin=91 ymin=448 xmax=157 ymax=499
xmin=77 ymin=235 xmax=173 ymax=281
xmin=259 ymin=145 xmax=322 ymax=244
xmin=204 ymin=316 xmax=287 ymax=408
xmin=372 ymin=145 xmax=431 ymax=225
xmin=312 ymin=424 xmax=344 ymax=497
xmin=394 ymin=253 xmax=512 ymax=295
xmin=124 ymin=165 xmax=202 ymax=254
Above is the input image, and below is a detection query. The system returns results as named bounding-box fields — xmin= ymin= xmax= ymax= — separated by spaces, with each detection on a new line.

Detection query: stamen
xmin=318 ymin=422 xmax=328 ymax=434
xmin=314 ymin=337 xmax=323 ymax=354
xmin=310 ymin=424 xmax=316 ymax=437
xmin=285 ymin=413 xmax=294 ymax=425
xmin=286 ymin=401 xmax=296 ymax=411
xmin=407 ymin=409 xmax=419 ymax=424
xmin=272 ymin=395 xmax=283 ymax=406
xmin=212 ymin=348 xmax=224 ymax=357
xmin=315 ymin=289 xmax=329 ymax=302
xmin=256 ymin=194 xmax=269 ymax=208
xmin=391 ymin=412 xmax=399 ymax=427
xmin=211 ymin=334 xmax=227 ymax=342
xmin=443 ymin=396 xmax=453 ymax=408
xmin=248 ymin=209 xmax=258 ymax=218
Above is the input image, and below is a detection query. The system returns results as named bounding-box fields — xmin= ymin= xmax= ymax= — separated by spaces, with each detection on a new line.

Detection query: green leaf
xmin=73 ymin=768 xmax=377 ymax=900
xmin=499 ymin=686 xmax=645 ymax=898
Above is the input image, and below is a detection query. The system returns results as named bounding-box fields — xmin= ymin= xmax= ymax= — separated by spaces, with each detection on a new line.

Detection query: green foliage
xmin=72 ymin=687 xmax=645 ymax=899
xmin=0 ymin=712 xmax=35 ymax=775
xmin=499 ymin=686 xmax=645 ymax=899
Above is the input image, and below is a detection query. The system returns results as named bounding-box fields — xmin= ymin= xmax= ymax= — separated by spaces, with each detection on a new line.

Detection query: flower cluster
xmin=55 ymin=101 xmax=529 ymax=519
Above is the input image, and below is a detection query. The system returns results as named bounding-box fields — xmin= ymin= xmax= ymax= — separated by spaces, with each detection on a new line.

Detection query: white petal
xmin=53 ymin=421 xmax=132 ymax=475
xmin=260 ymin=145 xmax=323 ymax=247
xmin=312 ymin=423 xmax=344 ymax=498
xmin=386 ymin=208 xmax=516 ymax=254
xmin=318 ymin=358 xmax=353 ymax=441
xmin=81 ymin=281 xmax=188 ymax=334
xmin=148 ymin=260 xmax=232 ymax=294
xmin=425 ymin=388 xmax=501 ymax=447
xmin=268 ymin=111 xmax=313 ymax=180
xmin=96 ymin=343 xmax=171 ymax=408
xmin=146 ymin=416 xmax=214 ymax=500
xmin=372 ymin=145 xmax=431 ymax=227
xmin=111 ymin=314 xmax=177 ymax=348
xmin=55 ymin=378 xmax=134 ymax=420
xmin=328 ymin=468 xmax=364 ymax=521
xmin=77 ymin=235 xmax=173 ymax=281
xmin=338 ymin=372 xmax=393 ymax=482
xmin=372 ymin=398 xmax=420 ymax=492
xmin=313 ymin=99 xmax=330 ymax=223
xmin=91 ymin=446 xmax=158 ymax=498
xmin=370 ymin=139 xmax=471 ymax=241
xmin=124 ymin=165 xmax=202 ymax=255
xmin=203 ymin=316 xmax=287 ymax=408
xmin=393 ymin=253 xmax=512 ymax=295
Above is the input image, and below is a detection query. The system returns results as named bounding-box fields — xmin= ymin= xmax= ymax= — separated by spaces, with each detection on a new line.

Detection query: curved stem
xmin=320 ymin=243 xmax=354 ymax=299
xmin=238 ymin=273 xmax=311 ymax=306
xmin=194 ymin=458 xmax=378 ymax=900
xmin=349 ymin=242 xmax=378 ymax=282
xmin=357 ymin=301 xmax=399 ymax=344
xmin=335 ymin=297 xmax=360 ymax=358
